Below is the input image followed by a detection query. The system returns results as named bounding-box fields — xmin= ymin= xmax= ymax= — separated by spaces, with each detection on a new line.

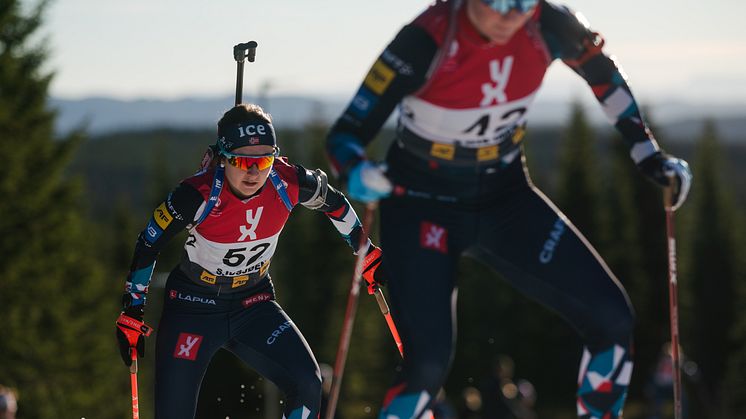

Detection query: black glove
xmin=637 ymin=152 xmax=692 ymax=211
xmin=362 ymin=245 xmax=386 ymax=295
xmin=115 ymin=300 xmax=152 ymax=367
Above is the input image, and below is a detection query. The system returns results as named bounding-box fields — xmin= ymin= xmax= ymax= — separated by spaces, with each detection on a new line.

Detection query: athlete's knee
xmin=288 ymin=368 xmax=322 ymax=406
xmin=615 ymin=304 xmax=635 ymax=336
xmin=406 ymin=352 xmax=452 ymax=392
xmin=584 ymin=280 xmax=635 ymax=346
xmin=600 ymin=298 xmax=635 ymax=345
xmin=155 ymin=389 xmax=197 ymax=419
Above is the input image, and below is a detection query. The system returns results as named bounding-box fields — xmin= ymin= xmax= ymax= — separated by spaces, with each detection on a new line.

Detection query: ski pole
xmin=664 ymin=175 xmax=683 ymax=419
xmin=130 ymin=349 xmax=141 ymax=419
xmin=325 ymin=202 xmax=377 ymax=419
xmin=372 ymin=287 xmax=404 ymax=357
xmin=233 ymin=41 xmax=258 ymax=106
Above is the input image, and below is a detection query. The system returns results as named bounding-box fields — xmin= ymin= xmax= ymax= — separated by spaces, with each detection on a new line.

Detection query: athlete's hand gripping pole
xmin=664 ymin=175 xmax=683 ymax=419
xmin=117 ymin=312 xmax=152 ymax=419
xmin=233 ymin=41 xmax=258 ymax=106
xmin=326 ymin=202 xmax=378 ymax=419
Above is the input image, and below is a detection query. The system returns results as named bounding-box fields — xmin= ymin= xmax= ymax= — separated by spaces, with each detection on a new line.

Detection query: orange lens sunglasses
xmin=222 ymin=148 xmax=278 ymax=171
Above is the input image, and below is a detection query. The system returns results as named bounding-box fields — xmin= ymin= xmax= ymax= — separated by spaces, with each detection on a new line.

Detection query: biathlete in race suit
xmin=115 ymin=104 xmax=384 ymax=419
xmin=326 ymin=0 xmax=692 ymax=418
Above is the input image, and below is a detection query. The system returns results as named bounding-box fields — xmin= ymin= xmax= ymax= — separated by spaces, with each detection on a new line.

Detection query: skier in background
xmin=325 ymin=0 xmax=692 ymax=418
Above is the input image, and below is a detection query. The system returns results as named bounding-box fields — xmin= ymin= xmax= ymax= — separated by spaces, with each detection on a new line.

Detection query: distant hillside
xmin=68 ymin=125 xmax=746 ymax=218
xmin=50 ymin=95 xmax=349 ymax=135
xmin=51 ymin=94 xmax=746 ymax=143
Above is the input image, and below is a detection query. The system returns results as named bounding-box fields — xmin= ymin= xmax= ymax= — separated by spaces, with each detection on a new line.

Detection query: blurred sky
xmin=37 ymin=0 xmax=746 ymax=104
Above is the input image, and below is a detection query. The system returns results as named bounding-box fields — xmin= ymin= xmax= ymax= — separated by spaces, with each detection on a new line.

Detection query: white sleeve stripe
xmin=630 ymin=139 xmax=660 ymax=164
xmin=601 ymin=88 xmax=633 ymax=124
xmin=616 ymin=361 xmax=633 ymax=386
xmin=329 ymin=205 xmax=359 ymax=236
xmin=189 ymin=201 xmax=207 ymax=228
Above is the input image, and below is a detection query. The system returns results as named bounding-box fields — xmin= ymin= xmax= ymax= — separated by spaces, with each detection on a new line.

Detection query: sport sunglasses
xmin=481 ymin=0 xmax=538 ymax=14
xmin=221 ymin=147 xmax=279 ymax=171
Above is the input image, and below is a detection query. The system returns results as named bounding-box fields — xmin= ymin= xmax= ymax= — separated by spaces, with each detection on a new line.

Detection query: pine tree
xmin=0 ymin=1 xmax=124 ymax=417
xmin=555 ymin=101 xmax=603 ymax=245
xmin=724 ymin=224 xmax=746 ymax=417
xmin=680 ymin=121 xmax=743 ymax=417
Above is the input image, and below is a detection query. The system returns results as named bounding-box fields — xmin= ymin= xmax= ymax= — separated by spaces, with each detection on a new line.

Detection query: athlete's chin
xmin=486 ymin=32 xmax=515 ymax=44
xmin=239 ymin=181 xmax=262 ymax=195
xmin=484 ymin=26 xmax=522 ymax=44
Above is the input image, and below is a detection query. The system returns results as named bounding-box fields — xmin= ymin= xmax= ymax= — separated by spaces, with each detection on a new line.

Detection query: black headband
xmin=217 ymin=121 xmax=276 ymax=152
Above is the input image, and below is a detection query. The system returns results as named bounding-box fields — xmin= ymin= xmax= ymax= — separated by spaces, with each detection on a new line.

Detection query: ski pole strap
xmin=269 ymin=168 xmax=294 ymax=212
xmin=195 ymin=165 xmax=226 ymax=226
xmin=116 ymin=314 xmax=153 ymax=338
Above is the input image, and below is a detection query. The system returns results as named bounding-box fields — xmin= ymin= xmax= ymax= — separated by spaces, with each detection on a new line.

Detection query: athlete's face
xmin=223 ymin=144 xmax=275 ymax=199
xmin=466 ymin=0 xmax=536 ymax=45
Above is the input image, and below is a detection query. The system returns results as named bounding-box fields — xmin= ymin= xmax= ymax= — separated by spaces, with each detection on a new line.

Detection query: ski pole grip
xmin=374 ymin=289 xmax=390 ymax=315
xmin=233 ymin=41 xmax=258 ymax=62
xmin=130 ymin=349 xmax=138 ymax=374
xmin=663 ymin=174 xmax=675 ymax=210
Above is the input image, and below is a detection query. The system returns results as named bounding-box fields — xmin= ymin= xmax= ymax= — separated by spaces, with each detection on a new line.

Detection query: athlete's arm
xmin=326 ymin=24 xmax=438 ymax=178
xmin=296 ymin=165 xmax=371 ymax=254
xmin=123 ymin=182 xmax=203 ymax=309
xmin=539 ymin=1 xmax=660 ymax=164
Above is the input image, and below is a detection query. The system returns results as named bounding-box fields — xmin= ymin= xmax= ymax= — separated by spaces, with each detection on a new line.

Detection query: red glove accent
xmin=116 ymin=312 xmax=153 ymax=366
xmin=117 ymin=313 xmax=153 ymax=344
xmin=362 ymin=245 xmax=384 ymax=295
